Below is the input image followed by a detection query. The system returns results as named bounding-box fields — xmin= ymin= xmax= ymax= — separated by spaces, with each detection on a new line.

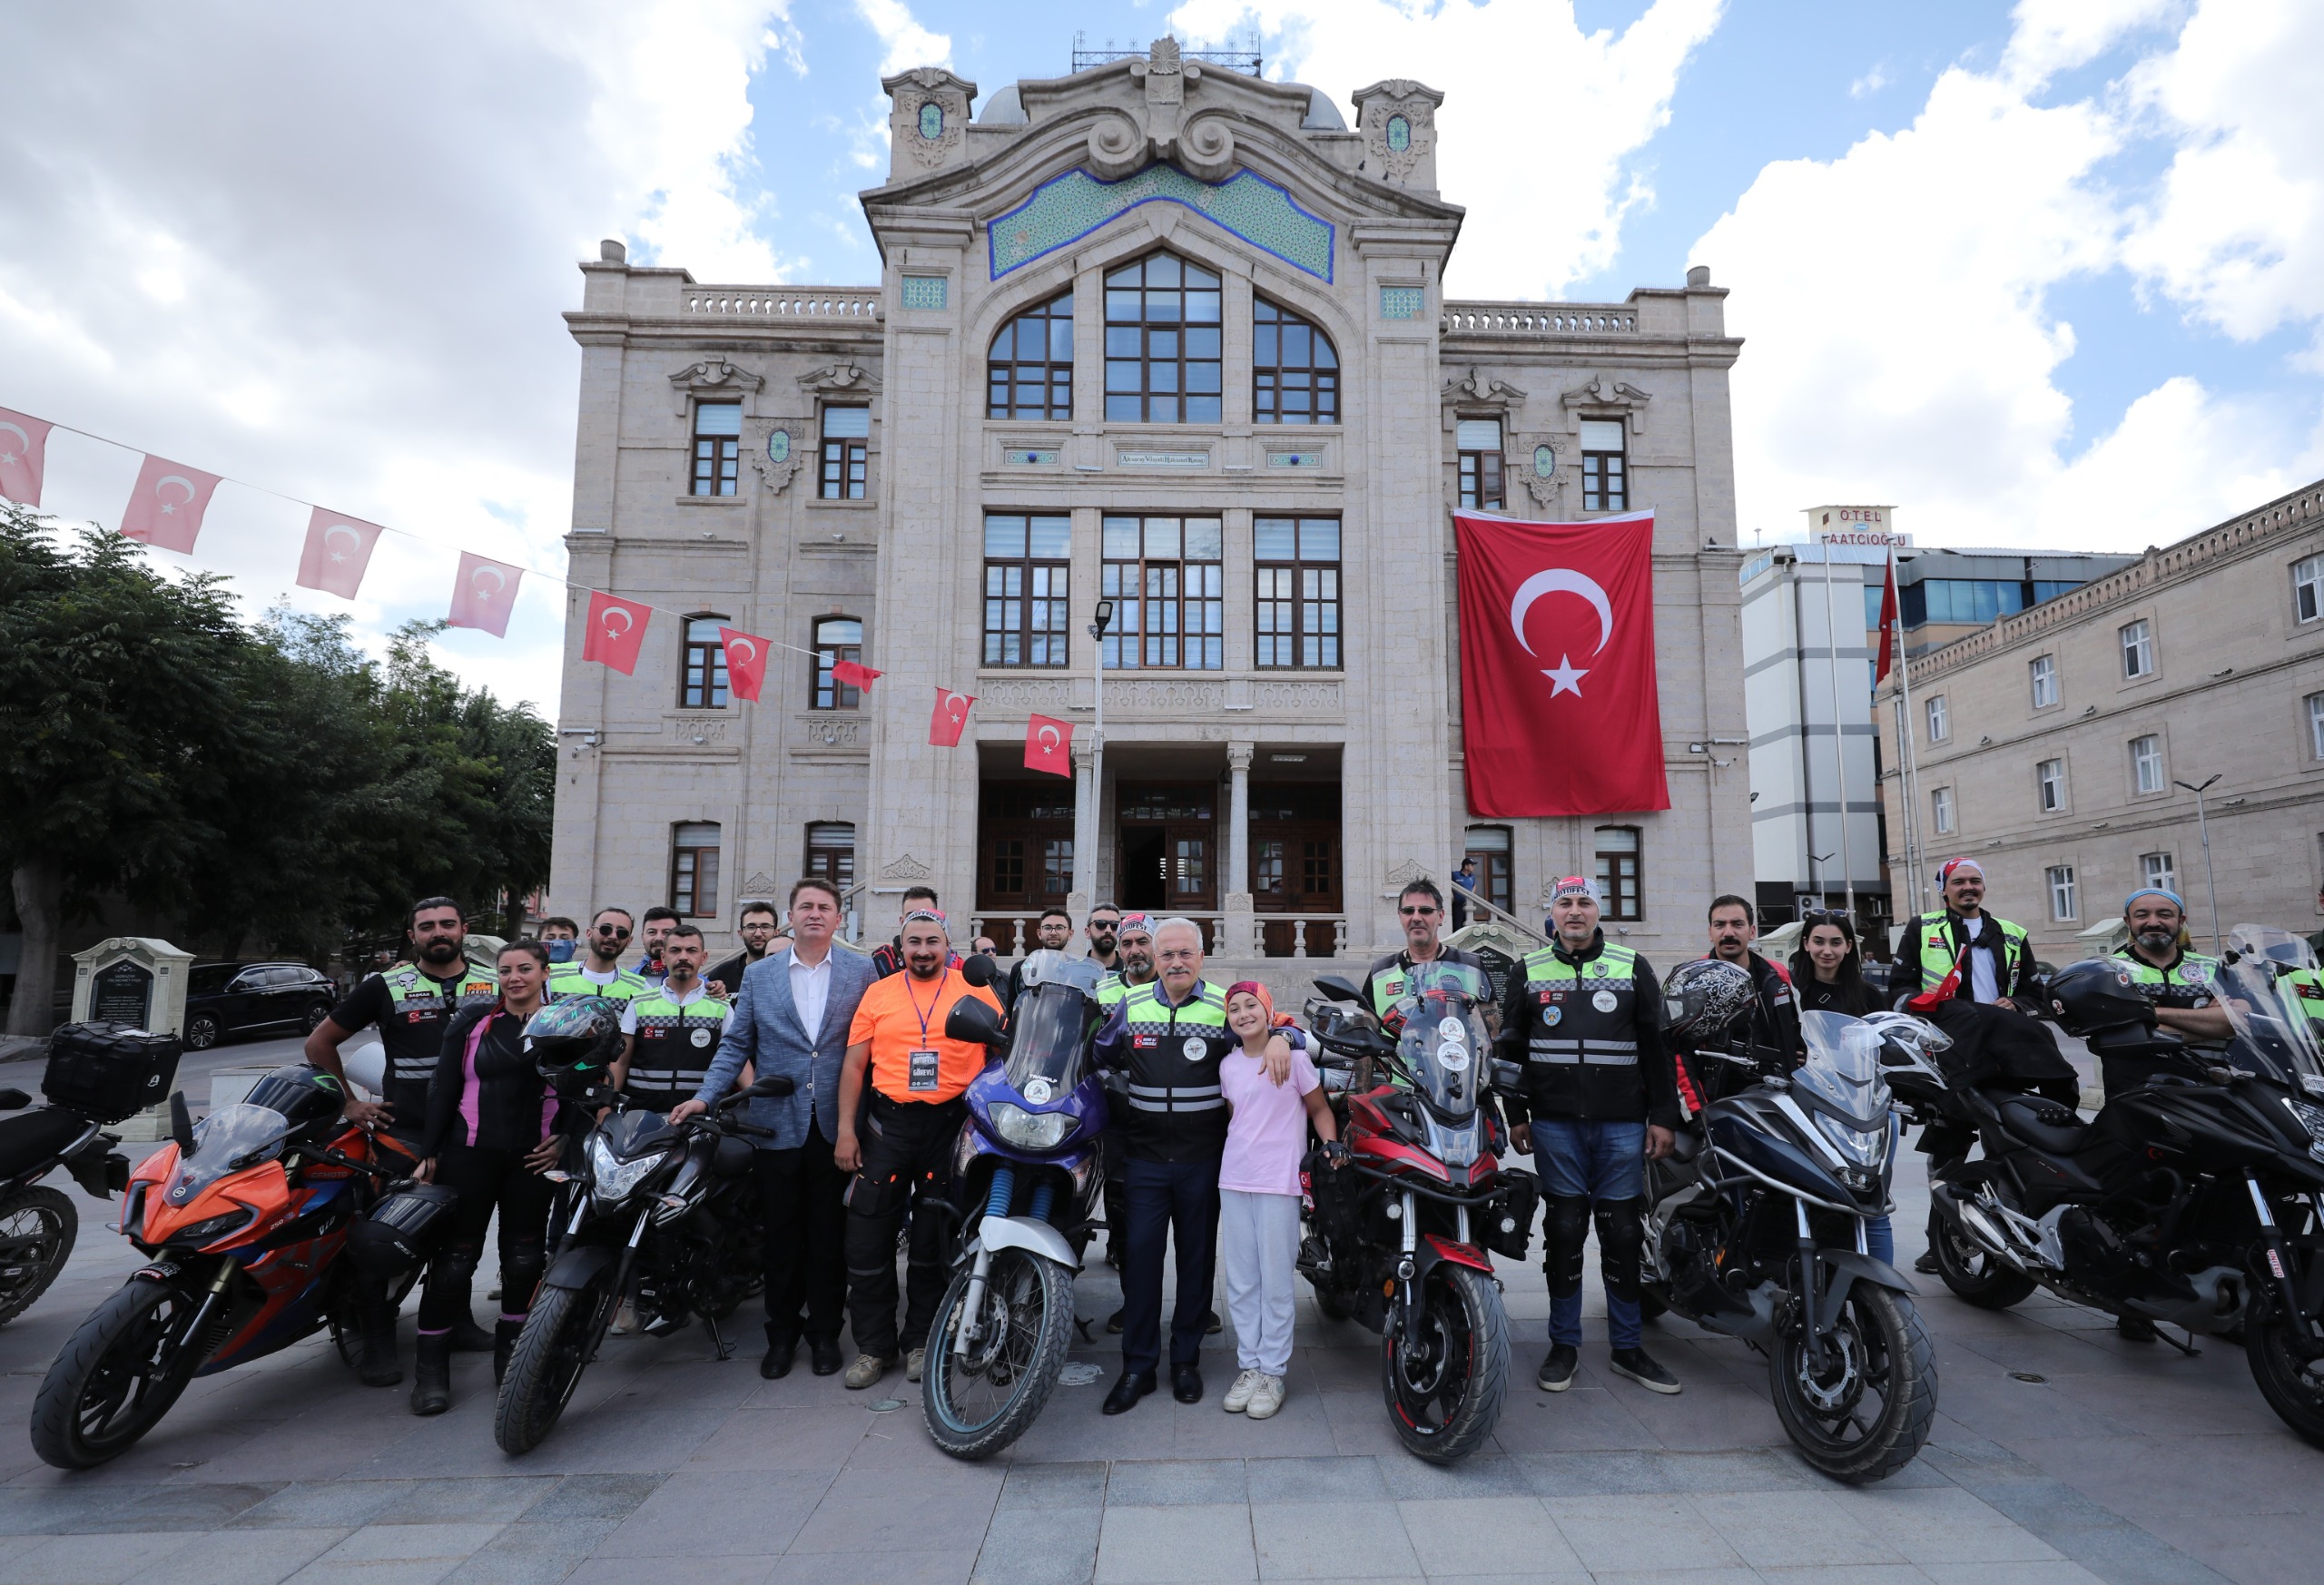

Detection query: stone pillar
xmin=1069 ymin=738 xmax=1097 ymax=920
xmin=1224 ymin=743 xmax=1255 ymax=957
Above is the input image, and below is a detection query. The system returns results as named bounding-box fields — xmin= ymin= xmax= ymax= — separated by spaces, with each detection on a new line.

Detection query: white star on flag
xmin=1542 ymin=655 xmax=1589 ymax=696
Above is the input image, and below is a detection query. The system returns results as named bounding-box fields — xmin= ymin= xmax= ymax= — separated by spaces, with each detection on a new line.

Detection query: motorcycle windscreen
xmin=1005 ymin=970 xmax=1102 ymax=1095
xmin=2220 ymin=924 xmax=2324 ymax=1098
xmin=1393 ymin=960 xmax=1493 ymax=1119
xmin=165 ymin=1102 xmax=292 ymax=1202
xmin=1797 ymin=1011 xmax=1893 ymax=1165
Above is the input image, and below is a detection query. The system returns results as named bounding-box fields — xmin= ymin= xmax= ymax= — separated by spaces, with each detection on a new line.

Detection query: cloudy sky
xmin=2 ymin=0 xmax=2318 ymax=714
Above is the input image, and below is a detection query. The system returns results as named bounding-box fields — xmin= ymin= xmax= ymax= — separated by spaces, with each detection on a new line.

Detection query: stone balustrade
xmin=1439 ymin=301 xmax=1637 ymax=335
xmin=684 ymin=286 xmax=883 ymax=320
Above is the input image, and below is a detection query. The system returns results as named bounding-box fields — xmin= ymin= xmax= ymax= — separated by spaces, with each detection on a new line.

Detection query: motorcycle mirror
xmin=960 ymin=953 xmax=998 ymax=988
xmin=0 ymin=1088 xmax=28 ymax=1111
xmin=1314 ymin=975 xmax=1362 ymax=1004
xmin=744 ymin=1073 xmax=796 ymax=1099
xmin=946 ymin=996 xmax=1006 ymax=1048
xmin=1490 ymin=1059 xmax=1524 ymax=1093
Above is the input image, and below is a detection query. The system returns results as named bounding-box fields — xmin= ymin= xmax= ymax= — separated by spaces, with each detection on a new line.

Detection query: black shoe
xmin=2117 ymin=1315 xmax=2158 ymax=1343
xmin=354 ymin=1295 xmax=401 ymax=1388
xmin=492 ymin=1318 xmax=523 ymax=1386
xmin=1103 ymin=1372 xmax=1156 ymax=1414
xmin=1172 ymin=1363 xmax=1204 ymax=1403
xmin=1106 ymin=1307 xmax=1125 ymax=1335
xmin=1203 ymin=1309 xmax=1222 ymax=1336
xmin=448 ymin=1314 xmax=496 ymax=1354
xmin=1610 ymin=1346 xmax=1681 ymax=1395
xmin=762 ymin=1336 xmax=799 ymax=1380
xmin=1536 ymin=1344 xmax=1580 ymax=1393
xmin=409 ymin=1334 xmax=452 ymax=1417
xmin=808 ymin=1335 xmax=843 ymax=1376
xmin=1914 ymin=1250 xmax=1941 ymax=1275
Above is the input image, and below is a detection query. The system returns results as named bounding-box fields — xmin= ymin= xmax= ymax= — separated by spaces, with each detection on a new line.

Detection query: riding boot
xmin=409 ymin=1333 xmax=453 ymax=1416
xmin=493 ymin=1318 xmax=524 ymax=1385
xmin=355 ymin=1288 xmax=402 ymax=1388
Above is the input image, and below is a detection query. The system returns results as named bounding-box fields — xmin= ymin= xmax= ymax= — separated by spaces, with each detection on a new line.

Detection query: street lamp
xmin=1084 ymin=601 xmax=1115 ymax=912
xmin=2172 ymin=773 xmax=2224 ymax=954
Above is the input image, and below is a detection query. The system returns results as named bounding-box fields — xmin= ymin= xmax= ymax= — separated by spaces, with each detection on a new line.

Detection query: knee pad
xmin=1541 ymin=1195 xmax=1590 ymax=1296
xmin=1593 ymin=1197 xmax=1645 ymax=1303
xmin=426 ymin=1245 xmax=479 ymax=1295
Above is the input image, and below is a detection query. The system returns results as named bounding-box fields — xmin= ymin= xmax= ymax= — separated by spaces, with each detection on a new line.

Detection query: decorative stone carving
xmin=672 ymin=714 xmax=728 ymax=743
xmin=1083 ymin=38 xmax=1238 ymax=184
xmin=1384 ymin=857 xmax=1430 ymax=887
xmin=798 ymin=362 xmax=881 ymax=396
xmin=668 ymin=358 xmax=763 ymax=415
xmin=747 ymin=420 xmax=804 ymax=492
xmin=1443 ymin=367 xmax=1528 ymax=411
xmin=1352 ymin=79 xmax=1444 ymax=191
xmin=1561 ymin=374 xmax=1652 ymax=433
xmin=1246 ymin=679 xmax=1344 ymax=714
xmin=881 ymin=852 xmax=933 ymax=881
xmin=801 ymin=715 xmax=863 ymax=748
xmin=882 ymin=67 xmax=973 ymax=176
xmin=1521 ymin=435 xmax=1562 ymax=508
xmin=740 ymin=871 xmax=780 ymax=897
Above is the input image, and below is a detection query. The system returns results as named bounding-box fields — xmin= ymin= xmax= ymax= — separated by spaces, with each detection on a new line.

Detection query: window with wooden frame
xmin=818 ymin=406 xmax=869 ymax=499
xmin=1254 ymin=516 xmax=1341 ymax=668
xmin=1455 ymin=418 xmax=1502 ymax=509
xmin=803 ymin=823 xmax=856 ymax=894
xmin=671 ymin=823 xmax=721 ymax=918
xmin=1253 ymin=298 xmax=1338 ymax=424
xmin=1593 ymin=825 xmax=1642 ymax=921
xmin=978 ymin=783 xmax=1076 ymax=911
xmin=691 ymin=401 xmax=742 ymax=497
xmin=988 ymin=289 xmax=1073 ymax=419
xmin=1461 ymin=825 xmax=1514 ymax=914
xmin=983 ymin=514 xmax=1071 ymax=667
xmin=678 ymin=615 xmax=730 ymax=708
xmin=1103 ymin=253 xmax=1223 ymax=424
xmin=809 ymin=616 xmax=863 ymax=710
xmin=2121 ymin=617 xmax=2155 ymax=678
xmin=1580 ymin=418 xmax=1628 ymax=510
xmin=1101 ymin=515 xmax=1224 ymax=669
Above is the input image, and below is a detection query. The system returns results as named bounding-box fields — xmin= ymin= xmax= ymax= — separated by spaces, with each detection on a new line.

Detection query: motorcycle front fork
xmin=1792 ymin=1200 xmax=1870 ymax=1368
xmin=2245 ymin=1175 xmax=2322 ymax=1352
xmin=1389 ymin=1193 xmax=1467 ymax=1350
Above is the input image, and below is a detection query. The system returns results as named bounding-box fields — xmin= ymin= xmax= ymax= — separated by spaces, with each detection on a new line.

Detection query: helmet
xmin=1863 ymin=1010 xmax=1952 ymax=1058
xmin=2046 ymin=957 xmax=2153 ymax=1036
xmin=1660 ymin=959 xmax=1757 ymax=1043
xmin=524 ymin=998 xmax=624 ymax=1078
xmin=346 ymin=1182 xmax=458 ymax=1281
xmin=241 ymin=1064 xmax=347 ymax=1133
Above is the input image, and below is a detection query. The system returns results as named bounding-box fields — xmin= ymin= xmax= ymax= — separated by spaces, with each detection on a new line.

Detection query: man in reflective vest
xmin=1498 ymin=877 xmax=1682 ymax=1397
xmin=2113 ymin=888 xmax=2227 ymax=1046
xmin=547 ymin=907 xmax=653 ymax=1009
xmin=1094 ymin=912 xmax=1157 ymax=1297
xmin=1898 ymin=859 xmax=2036 ymax=1009
xmin=1359 ymin=879 xmax=1490 ymax=1089
xmin=615 ymin=925 xmax=734 ymax=1113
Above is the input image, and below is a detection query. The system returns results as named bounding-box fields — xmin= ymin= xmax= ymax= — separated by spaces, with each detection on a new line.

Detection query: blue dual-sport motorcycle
xmin=922 ymin=950 xmax=1108 ymax=1459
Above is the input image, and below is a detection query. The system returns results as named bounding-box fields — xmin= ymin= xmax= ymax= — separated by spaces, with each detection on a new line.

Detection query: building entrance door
xmin=1117 ymin=783 xmax=1216 ymax=915
xmin=978 ymin=781 xmax=1075 ymax=952
xmin=1249 ymin=783 xmax=1340 ymax=957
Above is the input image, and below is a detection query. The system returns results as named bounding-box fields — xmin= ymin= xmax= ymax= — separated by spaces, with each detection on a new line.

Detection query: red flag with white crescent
xmin=831 ymin=659 xmax=881 ymax=691
xmin=0 ymin=407 xmax=54 ymax=506
xmin=296 ymin=507 xmax=387 ymax=600
xmin=1452 ymin=507 xmax=1668 ymax=817
xmin=117 ymin=455 xmax=222 ymax=555
xmin=448 ymin=552 xmax=523 ymax=637
xmin=1024 ymin=713 xmax=1073 ymax=777
xmin=719 ymin=626 xmax=770 ymax=702
xmin=582 ymin=591 xmax=652 ymax=674
xmin=929 ymin=687 xmax=975 ymax=747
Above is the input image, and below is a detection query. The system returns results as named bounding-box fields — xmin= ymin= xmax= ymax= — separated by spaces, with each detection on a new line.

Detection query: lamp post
xmin=2173 ymin=773 xmax=2223 ymax=954
xmin=1086 ymin=600 xmax=1115 ymax=912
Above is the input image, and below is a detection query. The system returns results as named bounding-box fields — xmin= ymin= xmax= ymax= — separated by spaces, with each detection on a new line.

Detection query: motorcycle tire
xmin=0 ymin=1185 xmax=77 ymax=1325
xmin=1769 ymin=1282 xmax=1937 ymax=1483
xmin=921 ymin=1249 xmax=1075 ymax=1461
xmin=2242 ymin=1286 xmax=2324 ymax=1449
xmin=1313 ymin=1286 xmax=1355 ymax=1323
xmin=495 ymin=1272 xmax=615 ymax=1455
xmin=1381 ymin=1264 xmax=1509 ymax=1464
xmin=1925 ymin=1208 xmax=2037 ymax=1310
xmin=29 ymin=1278 xmax=210 ymax=1469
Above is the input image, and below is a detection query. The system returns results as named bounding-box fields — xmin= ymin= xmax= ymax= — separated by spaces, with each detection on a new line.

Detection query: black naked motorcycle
xmin=1644 ymin=1006 xmax=1937 ymax=1482
xmin=1924 ymin=926 xmax=2324 ymax=1445
xmin=0 ymin=1024 xmax=162 ymax=1329
xmin=494 ymin=1070 xmax=787 ymax=1454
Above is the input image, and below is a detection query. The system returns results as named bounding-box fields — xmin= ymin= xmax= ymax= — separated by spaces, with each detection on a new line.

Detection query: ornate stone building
xmin=547 ymin=42 xmax=1753 ymax=977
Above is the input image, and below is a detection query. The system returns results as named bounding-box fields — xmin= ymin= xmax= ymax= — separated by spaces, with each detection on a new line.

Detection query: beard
xmin=2135 ymin=928 xmax=2177 ymax=951
xmin=417 ymin=938 xmax=463 ymax=966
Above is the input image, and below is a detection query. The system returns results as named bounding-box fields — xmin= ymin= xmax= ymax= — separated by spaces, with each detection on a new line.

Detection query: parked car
xmin=181 ymin=962 xmax=338 ymax=1051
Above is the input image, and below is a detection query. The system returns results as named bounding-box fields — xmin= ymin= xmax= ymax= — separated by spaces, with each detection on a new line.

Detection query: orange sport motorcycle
xmin=32 ymin=1066 xmax=432 ymax=1468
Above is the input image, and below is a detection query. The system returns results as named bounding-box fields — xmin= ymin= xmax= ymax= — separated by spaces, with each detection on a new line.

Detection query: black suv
xmin=182 ymin=962 xmax=339 ymax=1051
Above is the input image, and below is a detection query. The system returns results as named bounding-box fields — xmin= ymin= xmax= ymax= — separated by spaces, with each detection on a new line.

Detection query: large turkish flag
xmin=1453 ymin=508 xmax=1669 ymax=817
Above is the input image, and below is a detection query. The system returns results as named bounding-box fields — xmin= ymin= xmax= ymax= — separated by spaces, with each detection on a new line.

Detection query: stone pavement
xmin=2 ymin=1061 xmax=2319 ymax=1585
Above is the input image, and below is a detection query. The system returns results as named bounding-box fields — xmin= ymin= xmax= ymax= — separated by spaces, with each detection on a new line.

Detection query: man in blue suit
xmin=675 ymin=876 xmax=876 ymax=1379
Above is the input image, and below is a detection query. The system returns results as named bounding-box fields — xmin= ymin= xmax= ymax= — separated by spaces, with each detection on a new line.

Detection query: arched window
xmin=1104 ymin=253 xmax=1222 ymax=424
xmin=679 ymin=615 xmax=728 ymax=708
xmin=810 ymin=615 xmax=863 ymax=710
xmin=987 ymin=289 xmax=1073 ymax=419
xmin=1253 ymin=299 xmax=1338 ymax=424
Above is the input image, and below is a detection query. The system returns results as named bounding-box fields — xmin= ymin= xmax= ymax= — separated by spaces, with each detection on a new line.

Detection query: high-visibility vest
xmin=1113 ymin=980 xmax=1233 ymax=1160
xmin=2113 ymin=948 xmax=2221 ymax=1008
xmin=377 ymin=964 xmax=497 ymax=1118
xmin=1514 ymin=941 xmax=1644 ymax=1068
xmin=1911 ymin=913 xmax=2030 ymax=997
xmin=623 ymin=988 xmax=731 ymax=1111
xmin=547 ymin=963 xmax=650 ymax=1006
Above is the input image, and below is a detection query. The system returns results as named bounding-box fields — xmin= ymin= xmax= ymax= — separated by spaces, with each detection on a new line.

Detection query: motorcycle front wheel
xmin=1381 ymin=1264 xmax=1509 ymax=1464
xmin=921 ymin=1248 xmax=1075 ymax=1460
xmin=0 ymin=1185 xmax=77 ymax=1325
xmin=1769 ymin=1281 xmax=1936 ymax=1483
xmin=29 ymin=1277 xmax=211 ymax=1469
xmin=495 ymin=1271 xmax=615 ymax=1454
xmin=2242 ymin=1287 xmax=2324 ymax=1448
xmin=1926 ymin=1209 xmax=2036 ymax=1309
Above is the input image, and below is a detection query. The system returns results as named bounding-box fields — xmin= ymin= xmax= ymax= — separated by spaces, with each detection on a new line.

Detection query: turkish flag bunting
xmin=831 ymin=659 xmax=881 ymax=691
xmin=448 ymin=552 xmax=524 ymax=636
xmin=297 ymin=507 xmax=387 ymax=599
xmin=1876 ymin=552 xmax=1900 ymax=682
xmin=1024 ymin=713 xmax=1074 ymax=777
xmin=929 ymin=687 xmax=975 ymax=747
xmin=0 ymin=407 xmax=54 ymax=506
xmin=117 ymin=454 xmax=223 ymax=555
xmin=718 ymin=626 xmax=771 ymax=702
xmin=582 ymin=590 xmax=652 ymax=674
xmin=1452 ymin=507 xmax=1669 ymax=817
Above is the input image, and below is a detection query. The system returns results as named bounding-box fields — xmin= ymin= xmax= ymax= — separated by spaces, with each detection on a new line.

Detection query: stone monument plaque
xmin=91 ymin=960 xmax=155 ymax=1029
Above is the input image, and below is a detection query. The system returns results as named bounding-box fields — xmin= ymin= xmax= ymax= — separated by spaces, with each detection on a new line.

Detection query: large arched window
xmin=987 ymin=289 xmax=1073 ymax=419
xmin=1104 ymin=253 xmax=1222 ymax=424
xmin=1253 ymin=299 xmax=1338 ymax=424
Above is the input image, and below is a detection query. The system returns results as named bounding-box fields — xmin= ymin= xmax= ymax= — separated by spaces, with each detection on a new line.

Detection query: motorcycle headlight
xmin=1431 ymin=1118 xmax=1480 ymax=1169
xmin=587 ymin=1134 xmax=669 ymax=1206
xmin=989 ymin=1102 xmax=1072 ymax=1152
xmin=169 ymin=1209 xmax=254 ymax=1246
xmin=1814 ymin=1111 xmax=1889 ymax=1168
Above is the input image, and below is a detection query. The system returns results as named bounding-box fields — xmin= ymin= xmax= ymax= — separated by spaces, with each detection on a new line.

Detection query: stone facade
xmin=547 ymin=42 xmax=1750 ymax=980
xmin=1878 ymin=480 xmax=2324 ymax=959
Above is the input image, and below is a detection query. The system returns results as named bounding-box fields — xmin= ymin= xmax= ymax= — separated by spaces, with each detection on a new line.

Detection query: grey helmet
xmin=1660 ymin=959 xmax=1757 ymax=1044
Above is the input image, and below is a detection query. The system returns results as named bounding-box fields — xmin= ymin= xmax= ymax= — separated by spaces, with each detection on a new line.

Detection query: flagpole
xmin=1888 ymin=552 xmax=1927 ymax=918
xmin=1817 ymin=544 xmax=1857 ymax=921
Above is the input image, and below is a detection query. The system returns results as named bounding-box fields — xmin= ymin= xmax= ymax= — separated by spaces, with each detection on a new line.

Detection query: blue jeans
xmin=1531 ymin=1118 xmax=1647 ymax=1350
xmin=1866 ymin=1214 xmax=1894 ymax=1266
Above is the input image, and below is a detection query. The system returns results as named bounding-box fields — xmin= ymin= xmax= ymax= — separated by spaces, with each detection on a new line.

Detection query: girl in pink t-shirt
xmin=1217 ymin=981 xmax=1343 ymax=1421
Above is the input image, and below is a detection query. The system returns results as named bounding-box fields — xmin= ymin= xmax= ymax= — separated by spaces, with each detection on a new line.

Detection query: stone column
xmin=1069 ymin=738 xmax=1096 ymax=920
xmin=1224 ymin=743 xmax=1255 ymax=956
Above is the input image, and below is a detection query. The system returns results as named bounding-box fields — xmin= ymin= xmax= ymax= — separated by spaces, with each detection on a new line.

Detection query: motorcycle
xmin=1301 ymin=961 xmax=1532 ymax=1463
xmin=1924 ymin=925 xmax=2324 ymax=1445
xmin=918 ymin=950 xmax=1108 ymax=1460
xmin=1643 ymin=1009 xmax=1937 ymax=1482
xmin=31 ymin=1065 xmax=414 ymax=1469
xmin=493 ymin=1068 xmax=786 ymax=1454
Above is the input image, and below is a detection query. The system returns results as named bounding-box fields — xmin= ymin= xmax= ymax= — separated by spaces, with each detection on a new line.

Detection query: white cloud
xmin=1168 ymin=0 xmax=1725 ymax=298
xmin=853 ymin=0 xmax=953 ymax=77
xmin=1848 ymin=64 xmax=1890 ymax=100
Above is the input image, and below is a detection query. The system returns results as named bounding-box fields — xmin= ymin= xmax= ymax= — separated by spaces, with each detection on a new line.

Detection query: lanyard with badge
xmin=903 ymin=969 xmax=948 ymax=1093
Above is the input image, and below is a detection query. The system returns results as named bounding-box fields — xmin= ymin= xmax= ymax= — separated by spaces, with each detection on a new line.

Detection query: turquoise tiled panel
xmin=1379 ymin=286 xmax=1426 ymax=320
xmin=989 ymin=162 xmax=1334 ymax=282
xmin=900 ymin=274 xmax=949 ymax=310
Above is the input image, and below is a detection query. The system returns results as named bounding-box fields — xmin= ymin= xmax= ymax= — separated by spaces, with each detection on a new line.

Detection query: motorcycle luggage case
xmin=43 ymin=1022 xmax=183 ymax=1125
xmin=1480 ymin=1168 xmax=1540 ymax=1260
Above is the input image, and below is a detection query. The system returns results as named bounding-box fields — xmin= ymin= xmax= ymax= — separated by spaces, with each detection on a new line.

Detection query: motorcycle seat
xmin=0 ymin=1107 xmax=90 ymax=1179
xmin=1995 ymin=1094 xmax=2092 ymax=1155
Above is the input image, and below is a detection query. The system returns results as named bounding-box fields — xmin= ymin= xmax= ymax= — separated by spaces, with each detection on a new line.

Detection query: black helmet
xmin=241 ymin=1064 xmax=347 ymax=1133
xmin=2046 ymin=957 xmax=2153 ymax=1036
xmin=524 ymin=998 xmax=623 ymax=1078
xmin=1661 ymin=959 xmax=1757 ymax=1043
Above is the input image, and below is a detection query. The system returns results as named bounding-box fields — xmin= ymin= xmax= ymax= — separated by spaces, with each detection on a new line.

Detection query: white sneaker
xmin=1246 ymin=1374 xmax=1286 ymax=1420
xmin=1222 ymin=1367 xmax=1263 ymax=1413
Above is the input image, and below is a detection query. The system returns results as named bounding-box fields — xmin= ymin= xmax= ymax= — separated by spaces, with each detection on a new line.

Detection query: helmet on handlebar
xmin=524 ymin=998 xmax=625 ymax=1079
xmin=1862 ymin=1009 xmax=1951 ymax=1058
xmin=2045 ymin=957 xmax=2153 ymax=1036
xmin=241 ymin=1063 xmax=349 ymax=1134
xmin=1660 ymin=959 xmax=1757 ymax=1044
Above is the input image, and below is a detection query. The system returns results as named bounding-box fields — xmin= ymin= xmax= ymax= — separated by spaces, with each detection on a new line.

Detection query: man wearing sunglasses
xmin=547 ymin=907 xmax=653 ymax=1009
xmin=1360 ymin=879 xmax=1491 ymax=1049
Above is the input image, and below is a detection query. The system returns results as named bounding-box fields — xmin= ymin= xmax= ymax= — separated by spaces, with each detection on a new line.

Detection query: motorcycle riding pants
xmin=422 ymin=1142 xmax=553 ymax=1333
xmin=1533 ymin=1118 xmax=1646 ymax=1349
xmin=843 ymin=1094 xmax=966 ymax=1361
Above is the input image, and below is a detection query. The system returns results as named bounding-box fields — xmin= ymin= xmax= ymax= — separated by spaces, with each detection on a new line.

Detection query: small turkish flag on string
xmin=1024 ymin=714 xmax=1074 ymax=777
xmin=117 ymin=455 xmax=222 ymax=555
xmin=0 ymin=407 xmax=53 ymax=506
xmin=831 ymin=659 xmax=881 ymax=691
xmin=448 ymin=552 xmax=524 ymax=636
xmin=719 ymin=626 xmax=770 ymax=702
xmin=1876 ymin=552 xmax=1900 ymax=683
xmin=297 ymin=507 xmax=386 ymax=599
xmin=582 ymin=591 xmax=652 ymax=674
xmin=929 ymin=687 xmax=975 ymax=747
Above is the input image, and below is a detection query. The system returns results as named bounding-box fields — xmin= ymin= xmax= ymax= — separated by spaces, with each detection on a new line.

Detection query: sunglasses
xmin=1800 ymin=910 xmax=1854 ymax=929
xmin=1400 ymin=906 xmax=1440 ymax=917
xmin=595 ymin=924 xmax=632 ymax=938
